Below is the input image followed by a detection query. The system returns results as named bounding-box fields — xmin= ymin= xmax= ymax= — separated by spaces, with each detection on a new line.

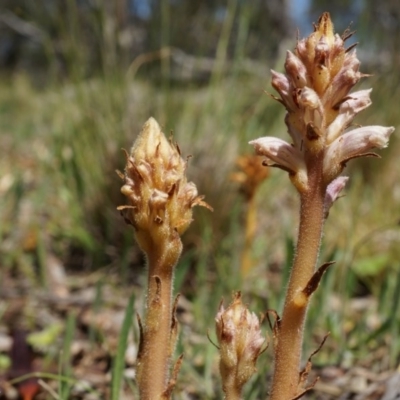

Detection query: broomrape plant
xmin=119 ymin=13 xmax=394 ymax=400
xmin=118 ymin=117 xmax=210 ymax=399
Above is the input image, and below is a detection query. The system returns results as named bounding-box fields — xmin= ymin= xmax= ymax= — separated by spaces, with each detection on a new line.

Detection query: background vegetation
xmin=0 ymin=0 xmax=399 ymax=398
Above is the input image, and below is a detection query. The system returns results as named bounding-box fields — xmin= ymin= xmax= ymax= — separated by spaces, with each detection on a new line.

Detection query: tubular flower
xmin=323 ymin=125 xmax=394 ymax=181
xmin=118 ymin=117 xmax=210 ymax=254
xmin=249 ymin=137 xmax=307 ymax=192
xmin=251 ymin=12 xmax=394 ymax=192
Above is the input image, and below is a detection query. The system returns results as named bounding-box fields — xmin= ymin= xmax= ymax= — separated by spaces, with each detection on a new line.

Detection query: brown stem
xmin=137 ymin=238 xmax=182 ymax=400
xmin=270 ymin=160 xmax=326 ymax=400
xmin=223 ymin=373 xmax=243 ymax=400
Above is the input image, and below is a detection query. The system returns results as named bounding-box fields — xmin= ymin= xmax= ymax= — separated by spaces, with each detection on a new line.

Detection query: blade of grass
xmin=59 ymin=312 xmax=76 ymax=400
xmin=389 ymin=266 xmax=400 ymax=368
xmin=88 ymin=278 xmax=104 ymax=346
xmin=10 ymin=372 xmax=100 ymax=397
xmin=174 ymin=249 xmax=194 ymax=292
xmin=111 ymin=294 xmax=135 ymax=400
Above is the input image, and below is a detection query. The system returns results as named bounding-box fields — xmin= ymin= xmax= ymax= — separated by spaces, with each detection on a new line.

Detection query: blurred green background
xmin=0 ymin=0 xmax=399 ymax=398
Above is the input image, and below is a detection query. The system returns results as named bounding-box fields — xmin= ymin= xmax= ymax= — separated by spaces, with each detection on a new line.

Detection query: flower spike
xmin=249 ymin=13 xmax=395 ymax=400
xmin=250 ymin=12 xmax=394 ymax=192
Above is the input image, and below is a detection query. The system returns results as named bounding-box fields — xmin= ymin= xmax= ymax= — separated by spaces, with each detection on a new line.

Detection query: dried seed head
xmin=251 ymin=13 xmax=394 ymax=195
xmin=119 ymin=118 xmax=211 ymax=254
xmin=215 ymin=293 xmax=265 ymax=392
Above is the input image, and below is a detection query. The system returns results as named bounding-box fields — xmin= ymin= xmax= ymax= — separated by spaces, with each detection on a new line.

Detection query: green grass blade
xmin=59 ymin=312 xmax=76 ymax=400
xmin=111 ymin=294 xmax=135 ymax=400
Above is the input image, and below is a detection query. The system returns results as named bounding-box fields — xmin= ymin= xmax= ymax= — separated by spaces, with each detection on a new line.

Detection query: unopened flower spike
xmin=118 ymin=117 xmax=211 ymax=400
xmin=118 ymin=117 xmax=211 ymax=253
xmin=215 ymin=293 xmax=266 ymax=398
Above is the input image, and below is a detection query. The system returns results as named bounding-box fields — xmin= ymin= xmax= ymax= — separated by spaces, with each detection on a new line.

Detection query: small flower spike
xmin=230 ymin=154 xmax=269 ymax=200
xmin=119 ymin=117 xmax=210 ymax=255
xmin=251 ymin=12 xmax=394 ymax=193
xmin=215 ymin=293 xmax=265 ymax=398
xmin=119 ymin=118 xmax=211 ymax=400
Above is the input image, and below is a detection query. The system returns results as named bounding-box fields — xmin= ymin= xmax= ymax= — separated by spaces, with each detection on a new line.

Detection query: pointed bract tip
xmin=316 ymin=12 xmax=334 ymax=38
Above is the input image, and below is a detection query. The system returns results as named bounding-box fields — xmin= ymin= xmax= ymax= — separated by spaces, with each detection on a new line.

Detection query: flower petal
xmin=322 ymin=51 xmax=361 ymax=109
xmin=326 ymin=89 xmax=372 ymax=143
xmin=250 ymin=137 xmax=305 ymax=174
xmin=324 ymin=125 xmax=394 ymax=180
xmin=271 ymin=70 xmax=297 ymax=111
xmin=297 ymin=87 xmax=320 ymax=109
xmin=324 ymin=176 xmax=349 ymax=217
xmin=285 ymin=50 xmax=308 ymax=88
xmin=285 ymin=113 xmax=303 ymax=147
xmin=296 ymin=87 xmax=324 ymax=130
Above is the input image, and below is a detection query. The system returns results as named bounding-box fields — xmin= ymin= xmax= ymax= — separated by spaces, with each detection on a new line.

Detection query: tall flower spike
xmin=249 ymin=13 xmax=395 ymax=400
xmin=251 ymin=12 xmax=394 ymax=191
